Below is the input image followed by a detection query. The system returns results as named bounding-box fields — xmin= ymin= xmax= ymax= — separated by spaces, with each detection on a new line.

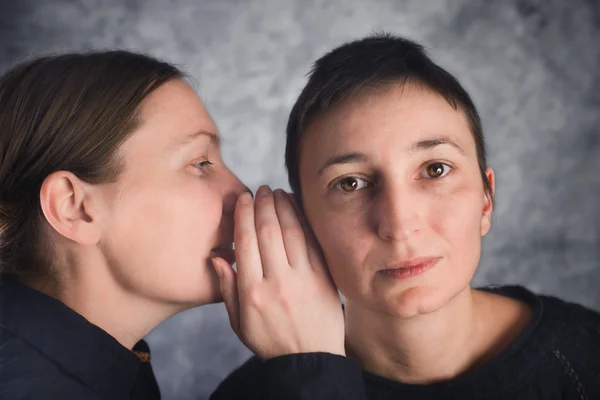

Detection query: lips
xmin=378 ymin=257 xmax=440 ymax=280
xmin=211 ymin=244 xmax=235 ymax=265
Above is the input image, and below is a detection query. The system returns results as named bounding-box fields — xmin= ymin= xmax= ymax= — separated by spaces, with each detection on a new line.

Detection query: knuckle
xmin=245 ymin=287 xmax=265 ymax=310
xmin=235 ymin=228 xmax=257 ymax=246
xmin=273 ymin=281 xmax=293 ymax=311
xmin=282 ymin=225 xmax=304 ymax=240
xmin=257 ymin=223 xmax=280 ymax=240
xmin=235 ymin=234 xmax=256 ymax=247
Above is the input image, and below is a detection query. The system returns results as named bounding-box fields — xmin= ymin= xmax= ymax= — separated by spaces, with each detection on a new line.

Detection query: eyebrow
xmin=179 ymin=130 xmax=221 ymax=148
xmin=317 ymin=137 xmax=465 ymax=176
xmin=408 ymin=137 xmax=465 ymax=155
xmin=318 ymin=153 xmax=370 ymax=176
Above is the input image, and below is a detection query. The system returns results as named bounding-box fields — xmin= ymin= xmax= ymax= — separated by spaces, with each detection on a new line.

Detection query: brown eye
xmin=423 ymin=162 xmax=451 ymax=179
xmin=336 ymin=177 xmax=369 ymax=192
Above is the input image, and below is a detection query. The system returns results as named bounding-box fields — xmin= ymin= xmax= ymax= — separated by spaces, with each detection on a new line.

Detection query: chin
xmin=175 ymin=264 xmax=223 ymax=305
xmin=183 ymin=284 xmax=223 ymax=306
xmin=148 ymin=278 xmax=222 ymax=309
xmin=159 ymin=293 xmax=222 ymax=314
xmin=197 ymin=290 xmax=224 ymax=305
xmin=383 ymin=284 xmax=455 ymax=318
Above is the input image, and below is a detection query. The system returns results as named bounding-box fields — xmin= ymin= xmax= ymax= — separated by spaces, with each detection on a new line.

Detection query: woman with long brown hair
xmin=0 ymin=51 xmax=365 ymax=400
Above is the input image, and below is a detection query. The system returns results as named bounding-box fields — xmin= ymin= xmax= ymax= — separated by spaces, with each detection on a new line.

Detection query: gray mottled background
xmin=1 ymin=0 xmax=599 ymax=398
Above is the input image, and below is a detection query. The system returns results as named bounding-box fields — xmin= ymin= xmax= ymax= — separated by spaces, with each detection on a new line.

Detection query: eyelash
xmin=329 ymin=161 xmax=454 ymax=193
xmin=418 ymin=161 xmax=453 ymax=179
xmin=330 ymin=175 xmax=372 ymax=193
xmin=192 ymin=160 xmax=214 ymax=171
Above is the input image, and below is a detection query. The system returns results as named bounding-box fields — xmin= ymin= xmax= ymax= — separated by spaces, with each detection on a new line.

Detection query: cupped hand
xmin=212 ymin=185 xmax=345 ymax=360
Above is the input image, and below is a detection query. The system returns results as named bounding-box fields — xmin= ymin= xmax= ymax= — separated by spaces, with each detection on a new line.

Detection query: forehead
xmin=122 ymin=79 xmax=219 ymax=153
xmin=301 ymin=85 xmax=475 ymax=160
xmin=141 ymin=79 xmax=216 ymax=132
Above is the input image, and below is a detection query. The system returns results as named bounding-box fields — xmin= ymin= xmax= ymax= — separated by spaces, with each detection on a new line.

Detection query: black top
xmin=0 ymin=276 xmax=368 ymax=400
xmin=212 ymin=286 xmax=600 ymax=400
xmin=0 ymin=276 xmax=160 ymax=400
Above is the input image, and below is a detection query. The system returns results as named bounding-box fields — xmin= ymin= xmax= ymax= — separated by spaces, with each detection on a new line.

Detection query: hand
xmin=212 ymin=185 xmax=345 ymax=360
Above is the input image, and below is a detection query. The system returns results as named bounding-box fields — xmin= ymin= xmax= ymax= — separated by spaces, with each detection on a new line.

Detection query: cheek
xmin=307 ymin=201 xmax=370 ymax=296
xmin=100 ymin=176 xmax=227 ymax=304
xmin=105 ymin=179 xmax=223 ymax=282
xmin=428 ymin=186 xmax=484 ymax=271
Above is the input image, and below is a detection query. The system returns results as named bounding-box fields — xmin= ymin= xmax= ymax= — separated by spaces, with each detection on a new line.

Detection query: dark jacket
xmin=0 ymin=276 xmax=367 ymax=399
xmin=0 ymin=276 xmax=160 ymax=400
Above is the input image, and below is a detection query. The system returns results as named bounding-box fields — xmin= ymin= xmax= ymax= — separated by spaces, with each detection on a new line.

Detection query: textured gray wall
xmin=1 ymin=0 xmax=599 ymax=398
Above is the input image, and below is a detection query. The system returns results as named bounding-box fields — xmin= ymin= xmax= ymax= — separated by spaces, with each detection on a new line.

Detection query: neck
xmin=345 ymin=287 xmax=491 ymax=384
xmin=24 ymin=252 xmax=181 ymax=350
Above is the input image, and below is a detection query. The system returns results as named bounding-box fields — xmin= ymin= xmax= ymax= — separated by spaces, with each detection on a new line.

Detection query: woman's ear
xmin=481 ymin=167 xmax=495 ymax=236
xmin=39 ymin=171 xmax=103 ymax=246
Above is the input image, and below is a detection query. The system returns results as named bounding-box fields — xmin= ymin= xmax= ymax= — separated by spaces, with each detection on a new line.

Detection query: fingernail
xmin=212 ymin=258 xmax=223 ymax=277
xmin=256 ymin=185 xmax=272 ymax=197
xmin=238 ymin=192 xmax=253 ymax=204
xmin=273 ymin=189 xmax=286 ymax=199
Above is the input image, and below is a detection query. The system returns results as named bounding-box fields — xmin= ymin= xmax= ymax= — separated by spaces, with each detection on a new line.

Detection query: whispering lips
xmin=378 ymin=257 xmax=441 ymax=280
xmin=212 ymin=243 xmax=233 ymax=251
xmin=210 ymin=243 xmax=235 ymax=264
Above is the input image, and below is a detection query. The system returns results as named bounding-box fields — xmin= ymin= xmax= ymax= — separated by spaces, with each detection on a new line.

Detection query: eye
xmin=420 ymin=162 xmax=452 ymax=179
xmin=335 ymin=176 xmax=370 ymax=192
xmin=192 ymin=160 xmax=214 ymax=171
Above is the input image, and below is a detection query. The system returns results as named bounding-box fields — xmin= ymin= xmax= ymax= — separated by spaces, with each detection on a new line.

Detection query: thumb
xmin=212 ymin=257 xmax=241 ymax=336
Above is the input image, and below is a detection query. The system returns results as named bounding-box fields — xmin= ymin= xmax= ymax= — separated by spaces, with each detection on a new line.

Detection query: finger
xmin=273 ymin=189 xmax=311 ymax=269
xmin=287 ymin=192 xmax=328 ymax=275
xmin=234 ymin=192 xmax=263 ymax=288
xmin=254 ymin=185 xmax=290 ymax=277
xmin=212 ymin=257 xmax=240 ymax=336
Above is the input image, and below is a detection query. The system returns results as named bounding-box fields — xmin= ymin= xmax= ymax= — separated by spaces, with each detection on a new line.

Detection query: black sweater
xmin=211 ymin=286 xmax=600 ymax=400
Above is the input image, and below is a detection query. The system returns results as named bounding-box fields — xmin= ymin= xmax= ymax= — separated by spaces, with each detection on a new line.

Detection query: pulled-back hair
xmin=0 ymin=51 xmax=182 ymax=277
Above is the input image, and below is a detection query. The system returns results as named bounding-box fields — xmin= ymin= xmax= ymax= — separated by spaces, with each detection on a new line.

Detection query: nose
xmin=375 ymin=184 xmax=422 ymax=242
xmin=222 ymin=168 xmax=250 ymax=215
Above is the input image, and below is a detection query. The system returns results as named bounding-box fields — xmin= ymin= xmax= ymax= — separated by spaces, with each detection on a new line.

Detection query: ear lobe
xmin=40 ymin=171 xmax=101 ymax=246
xmin=480 ymin=167 xmax=495 ymax=236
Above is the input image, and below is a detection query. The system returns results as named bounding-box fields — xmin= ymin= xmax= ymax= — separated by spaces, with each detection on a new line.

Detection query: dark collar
xmin=0 ymin=276 xmax=141 ymax=398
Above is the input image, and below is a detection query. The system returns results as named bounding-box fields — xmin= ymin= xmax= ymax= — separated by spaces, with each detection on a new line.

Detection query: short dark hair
xmin=285 ymin=32 xmax=493 ymax=205
xmin=0 ymin=51 xmax=182 ymax=277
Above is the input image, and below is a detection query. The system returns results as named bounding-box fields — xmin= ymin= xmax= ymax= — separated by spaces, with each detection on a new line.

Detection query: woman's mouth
xmin=210 ymin=244 xmax=235 ymax=265
xmin=378 ymin=257 xmax=440 ymax=280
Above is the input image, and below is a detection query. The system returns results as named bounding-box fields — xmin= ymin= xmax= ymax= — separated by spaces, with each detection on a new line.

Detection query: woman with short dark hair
xmin=214 ymin=33 xmax=600 ymax=400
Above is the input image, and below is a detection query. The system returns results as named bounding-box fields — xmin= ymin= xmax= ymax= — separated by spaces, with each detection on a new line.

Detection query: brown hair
xmin=0 ymin=51 xmax=182 ymax=277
